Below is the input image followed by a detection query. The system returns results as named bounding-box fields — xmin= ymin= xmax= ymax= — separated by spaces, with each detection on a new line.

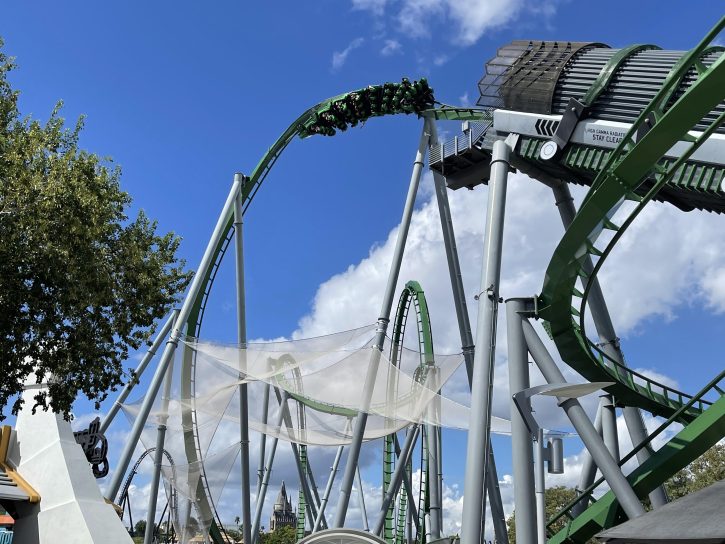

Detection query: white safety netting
xmin=122 ymin=324 xmax=510 ymax=541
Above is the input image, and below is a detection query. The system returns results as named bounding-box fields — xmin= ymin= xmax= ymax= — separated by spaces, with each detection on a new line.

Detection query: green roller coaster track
xmin=535 ymin=16 xmax=725 ymax=543
xmin=383 ymin=281 xmax=438 ymax=544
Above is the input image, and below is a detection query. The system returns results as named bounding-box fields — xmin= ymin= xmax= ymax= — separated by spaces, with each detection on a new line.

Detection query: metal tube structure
xmin=601 ymin=394 xmax=620 ymax=460
xmin=355 ymin=466 xmax=369 ymax=531
xmin=273 ymin=389 xmax=319 ymax=530
xmin=522 ymin=319 xmax=645 ymax=520
xmin=534 ymin=428 xmax=546 ymax=544
xmin=143 ymin=358 xmax=175 ymax=544
xmin=550 ymin=182 xmax=667 ymax=508
xmin=506 ymin=298 xmax=537 ymax=544
xmin=257 ymin=383 xmax=270 ymax=497
xmin=306 ymin=461 xmax=325 ymax=528
xmin=461 ymin=137 xmax=512 ymax=544
xmin=333 ymin=120 xmax=430 ymax=527
xmin=312 ymin=443 xmax=345 ymax=533
xmin=107 ymin=173 xmax=245 ymax=502
xmin=392 ymin=432 xmax=420 ymax=531
xmin=233 ymin=178 xmax=253 ymax=544
xmin=425 ymin=369 xmax=441 ymax=540
xmin=251 ymin=392 xmax=289 ymax=543
xmin=572 ymin=401 xmax=603 ymax=516
xmin=430 ymin=125 xmax=508 ymax=543
xmin=100 ymin=309 xmax=177 ymax=435
xmin=372 ymin=426 xmax=420 ymax=536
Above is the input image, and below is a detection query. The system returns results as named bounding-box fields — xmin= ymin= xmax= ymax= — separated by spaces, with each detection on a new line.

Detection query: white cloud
xmin=332 ymin=38 xmax=365 ymax=71
xmin=352 ymin=0 xmax=390 ymax=16
xmin=459 ymin=91 xmax=471 ymax=106
xmin=395 ymin=0 xmax=524 ymax=45
xmin=381 ymin=39 xmax=403 ymax=56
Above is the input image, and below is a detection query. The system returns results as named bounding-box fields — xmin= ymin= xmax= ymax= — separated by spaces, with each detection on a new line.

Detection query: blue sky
xmin=3 ymin=1 xmax=725 ymax=537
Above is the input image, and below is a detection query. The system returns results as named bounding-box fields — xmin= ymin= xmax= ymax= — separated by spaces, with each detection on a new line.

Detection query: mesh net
xmin=122 ymin=325 xmax=510 ymax=541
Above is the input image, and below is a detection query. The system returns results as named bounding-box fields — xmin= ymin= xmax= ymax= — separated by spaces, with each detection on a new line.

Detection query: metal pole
xmin=506 ymin=298 xmax=537 ymax=544
xmin=522 ymin=319 xmax=645 ymax=520
xmin=425 ymin=369 xmax=441 ymax=540
xmin=257 ymin=383 xmax=271 ymax=497
xmin=143 ymin=347 xmax=175 ymax=544
xmin=312 ymin=443 xmax=345 ymax=532
xmin=107 ymin=174 xmax=245 ymax=502
xmin=355 ymin=466 xmax=369 ymax=531
xmin=551 ymin=182 xmax=667 ymax=508
xmin=372 ymin=426 xmax=420 ymax=536
xmin=392 ymin=432 xmax=420 ymax=531
xmin=534 ymin=428 xmax=546 ymax=544
xmin=333 ymin=120 xmax=430 ymax=527
xmin=251 ymin=392 xmax=288 ymax=543
xmin=600 ymin=394 xmax=620 ymax=460
xmin=572 ymin=402 xmax=603 ymax=516
xmin=461 ymin=137 xmax=512 ymax=544
xmin=305 ymin=461 xmax=325 ymax=528
xmin=100 ymin=309 xmax=177 ymax=435
xmin=431 ymin=166 xmax=508 ymax=543
xmin=233 ymin=178 xmax=253 ymax=544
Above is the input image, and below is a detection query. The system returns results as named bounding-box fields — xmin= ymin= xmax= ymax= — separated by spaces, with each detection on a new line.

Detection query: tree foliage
xmin=507 ymin=486 xmax=596 ymax=544
xmin=260 ymin=525 xmax=296 ymax=544
xmin=0 ymin=41 xmax=192 ymax=419
xmin=665 ymin=443 xmax=724 ymax=500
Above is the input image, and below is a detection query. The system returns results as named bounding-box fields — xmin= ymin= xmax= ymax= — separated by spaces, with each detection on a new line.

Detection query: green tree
xmin=665 ymin=443 xmax=724 ymax=500
xmin=0 ymin=41 xmax=192 ymax=419
xmin=506 ymin=486 xmax=596 ymax=544
xmin=260 ymin=525 xmax=296 ymax=544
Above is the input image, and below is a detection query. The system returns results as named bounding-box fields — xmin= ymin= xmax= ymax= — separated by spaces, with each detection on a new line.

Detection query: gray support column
xmin=257 ymin=383 xmax=271 ymax=497
xmin=306 ymin=462 xmax=325 ymax=528
xmin=355 ymin=466 xmax=369 ymax=531
xmin=461 ymin=138 xmax=512 ymax=544
xmin=431 ymin=163 xmax=508 ymax=542
xmin=100 ymin=309 xmax=177 ymax=435
xmin=392 ymin=433 xmax=420 ymax=532
xmin=251 ymin=393 xmax=288 ymax=543
xmin=522 ymin=320 xmax=645 ymax=520
xmin=534 ymin=428 xmax=546 ymax=544
xmin=143 ymin=358 xmax=175 ymax=544
xmin=601 ymin=394 xmax=620 ymax=460
xmin=313 ymin=443 xmax=344 ymax=533
xmin=551 ymin=182 xmax=667 ymax=508
xmin=273 ymin=389 xmax=319 ymax=529
xmin=107 ymin=174 xmax=245 ymax=502
xmin=506 ymin=299 xmax=537 ymax=544
xmin=572 ymin=403 xmax=603 ymax=516
xmin=373 ymin=426 xmax=420 ymax=536
xmin=233 ymin=179 xmax=253 ymax=544
xmin=333 ymin=120 xmax=430 ymax=527
xmin=425 ymin=369 xmax=441 ymax=540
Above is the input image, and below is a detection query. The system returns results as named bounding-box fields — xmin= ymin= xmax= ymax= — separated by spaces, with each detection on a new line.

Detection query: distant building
xmin=269 ymin=481 xmax=296 ymax=532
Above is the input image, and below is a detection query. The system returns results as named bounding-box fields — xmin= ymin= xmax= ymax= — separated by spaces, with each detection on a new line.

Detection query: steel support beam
xmin=522 ymin=319 xmax=645 ymax=520
xmin=572 ymin=401 xmax=603 ymax=516
xmin=506 ymin=299 xmax=537 ymax=544
xmin=355 ymin=466 xmax=369 ymax=531
xmin=373 ymin=426 xmax=420 ymax=536
xmin=333 ymin=120 xmax=430 ymax=527
xmin=251 ymin=392 xmax=288 ymax=543
xmin=461 ymin=137 xmax=512 ymax=544
xmin=233 ymin=178 xmax=253 ymax=544
xmin=313 ymin=443 xmax=345 ymax=533
xmin=430 ymin=124 xmax=508 ymax=544
xmin=143 ymin=358 xmax=175 ymax=544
